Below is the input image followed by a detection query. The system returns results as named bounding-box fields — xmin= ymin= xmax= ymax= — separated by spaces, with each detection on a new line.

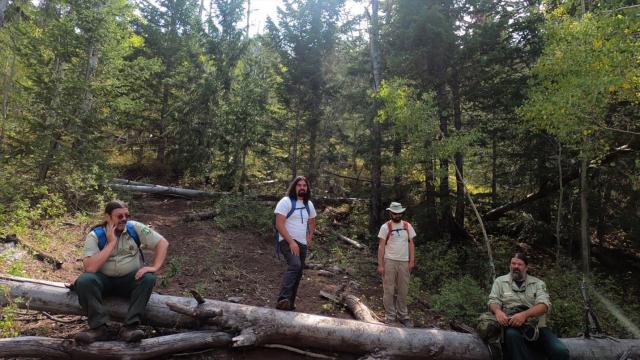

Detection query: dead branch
xmin=331 ymin=230 xmax=366 ymax=249
xmin=1 ymin=235 xmax=63 ymax=269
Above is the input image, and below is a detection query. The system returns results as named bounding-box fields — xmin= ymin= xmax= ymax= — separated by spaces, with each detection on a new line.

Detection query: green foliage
xmin=213 ymin=196 xmax=273 ymax=236
xmin=545 ymin=270 xmax=640 ymax=338
xmin=521 ymin=12 xmax=639 ymax=149
xmin=160 ymin=256 xmax=186 ymax=288
xmin=416 ymin=241 xmax=463 ymax=292
xmin=7 ymin=258 xmax=26 ymax=277
xmin=0 ymin=287 xmax=22 ymax=337
xmin=432 ymin=276 xmax=487 ymax=326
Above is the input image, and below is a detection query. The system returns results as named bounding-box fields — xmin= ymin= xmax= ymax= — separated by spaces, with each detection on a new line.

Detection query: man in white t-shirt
xmin=274 ymin=176 xmax=317 ymax=311
xmin=377 ymin=201 xmax=416 ymax=327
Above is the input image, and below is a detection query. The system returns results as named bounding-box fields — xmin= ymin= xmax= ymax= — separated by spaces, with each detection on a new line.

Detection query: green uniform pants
xmin=504 ymin=327 xmax=570 ymax=360
xmin=75 ymin=270 xmax=156 ymax=329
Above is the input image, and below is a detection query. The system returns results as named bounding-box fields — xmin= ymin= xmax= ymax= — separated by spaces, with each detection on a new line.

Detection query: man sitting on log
xmin=478 ymin=253 xmax=569 ymax=360
xmin=376 ymin=201 xmax=416 ymax=327
xmin=74 ymin=200 xmax=169 ymax=344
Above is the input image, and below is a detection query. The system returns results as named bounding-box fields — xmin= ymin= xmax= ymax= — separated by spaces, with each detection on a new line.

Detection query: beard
xmin=510 ymin=269 xmax=524 ymax=281
xmin=297 ymin=190 xmax=307 ymax=198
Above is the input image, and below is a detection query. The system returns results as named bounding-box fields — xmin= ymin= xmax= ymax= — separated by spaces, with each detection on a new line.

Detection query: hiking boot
xmin=119 ymin=325 xmax=145 ymax=342
xmin=382 ymin=317 xmax=397 ymax=324
xmin=276 ymin=298 xmax=290 ymax=311
xmin=75 ymin=325 xmax=108 ymax=344
xmin=400 ymin=318 xmax=414 ymax=328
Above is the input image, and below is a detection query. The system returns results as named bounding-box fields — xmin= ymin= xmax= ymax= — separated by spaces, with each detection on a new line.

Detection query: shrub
xmin=213 ymin=196 xmax=273 ymax=237
xmin=432 ymin=276 xmax=487 ymax=326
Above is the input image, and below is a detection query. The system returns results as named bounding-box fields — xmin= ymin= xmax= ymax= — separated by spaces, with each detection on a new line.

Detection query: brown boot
xmin=119 ymin=325 xmax=145 ymax=342
xmin=276 ymin=298 xmax=290 ymax=311
xmin=75 ymin=325 xmax=108 ymax=344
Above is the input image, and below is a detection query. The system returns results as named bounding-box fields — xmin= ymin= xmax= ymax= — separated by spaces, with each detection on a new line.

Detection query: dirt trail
xmin=8 ymin=194 xmax=383 ymax=359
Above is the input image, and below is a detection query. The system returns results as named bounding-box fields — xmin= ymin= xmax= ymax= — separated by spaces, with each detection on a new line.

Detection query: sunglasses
xmin=116 ymin=213 xmax=130 ymax=220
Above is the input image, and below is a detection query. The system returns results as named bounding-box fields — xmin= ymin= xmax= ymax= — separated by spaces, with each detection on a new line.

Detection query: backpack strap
xmin=93 ymin=221 xmax=144 ymax=263
xmin=384 ymin=220 xmax=411 ymax=245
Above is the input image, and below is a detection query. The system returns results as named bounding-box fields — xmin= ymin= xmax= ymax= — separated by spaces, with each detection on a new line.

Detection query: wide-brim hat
xmin=386 ymin=202 xmax=406 ymax=213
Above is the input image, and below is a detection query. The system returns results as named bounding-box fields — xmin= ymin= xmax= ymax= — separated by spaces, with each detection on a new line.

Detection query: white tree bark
xmin=0 ymin=332 xmax=231 ymax=359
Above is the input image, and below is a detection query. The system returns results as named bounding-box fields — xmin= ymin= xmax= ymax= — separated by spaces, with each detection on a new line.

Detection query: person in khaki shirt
xmin=377 ymin=202 xmax=416 ymax=327
xmin=486 ymin=253 xmax=569 ymax=360
xmin=74 ymin=200 xmax=169 ymax=344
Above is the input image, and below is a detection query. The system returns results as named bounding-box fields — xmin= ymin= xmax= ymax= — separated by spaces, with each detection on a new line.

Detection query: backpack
xmin=91 ymin=221 xmax=144 ymax=262
xmin=384 ymin=220 xmax=410 ymax=245
xmin=274 ymin=195 xmax=310 ymax=257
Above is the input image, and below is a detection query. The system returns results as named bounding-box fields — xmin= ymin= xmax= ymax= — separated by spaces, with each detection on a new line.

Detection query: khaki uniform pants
xmin=383 ymin=258 xmax=410 ymax=321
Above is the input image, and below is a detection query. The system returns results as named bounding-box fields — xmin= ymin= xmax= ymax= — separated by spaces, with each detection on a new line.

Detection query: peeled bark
xmin=0 ymin=332 xmax=232 ymax=359
xmin=2 ymin=276 xmax=639 ymax=359
xmin=331 ymin=230 xmax=366 ymax=249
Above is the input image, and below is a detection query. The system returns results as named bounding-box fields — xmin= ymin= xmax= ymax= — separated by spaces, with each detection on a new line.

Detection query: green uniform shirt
xmin=83 ymin=220 xmax=163 ymax=277
xmin=488 ymin=273 xmax=552 ymax=327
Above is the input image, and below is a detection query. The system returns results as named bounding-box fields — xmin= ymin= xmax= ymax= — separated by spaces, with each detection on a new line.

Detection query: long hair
xmin=286 ymin=176 xmax=311 ymax=202
xmin=93 ymin=200 xmax=128 ymax=229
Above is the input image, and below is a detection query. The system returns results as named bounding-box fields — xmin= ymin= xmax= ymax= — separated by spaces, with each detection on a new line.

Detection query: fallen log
xmin=108 ymin=183 xmax=224 ymax=199
xmin=1 ymin=235 xmax=63 ymax=269
xmin=320 ymin=290 xmax=382 ymax=324
xmin=183 ymin=210 xmax=220 ymax=222
xmin=0 ymin=331 xmax=232 ymax=359
xmin=331 ymin=230 xmax=366 ymax=249
xmin=2 ymin=275 xmax=640 ymax=359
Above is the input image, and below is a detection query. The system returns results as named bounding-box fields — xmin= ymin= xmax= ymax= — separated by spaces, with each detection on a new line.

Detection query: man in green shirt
xmin=484 ymin=253 xmax=569 ymax=360
xmin=74 ymin=200 xmax=169 ymax=344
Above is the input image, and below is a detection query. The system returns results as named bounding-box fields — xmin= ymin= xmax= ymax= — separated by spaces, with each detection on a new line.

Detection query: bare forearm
xmin=489 ymin=303 xmax=503 ymax=315
xmin=150 ymin=238 xmax=169 ymax=271
xmin=83 ymin=242 xmax=116 ymax=273
xmin=275 ymin=215 xmax=295 ymax=245
xmin=377 ymin=240 xmax=385 ymax=266
xmin=524 ymin=303 xmax=548 ymax=318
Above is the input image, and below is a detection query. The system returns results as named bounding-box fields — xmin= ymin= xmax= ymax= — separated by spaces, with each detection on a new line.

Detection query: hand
xmin=106 ymin=221 xmax=117 ymax=245
xmin=408 ymin=261 xmax=415 ymax=273
xmin=306 ymin=234 xmax=313 ymax=248
xmin=495 ymin=309 xmax=510 ymax=327
xmin=135 ymin=266 xmax=156 ymax=280
xmin=377 ymin=265 xmax=384 ymax=277
xmin=508 ymin=312 xmax=528 ymax=327
xmin=289 ymin=241 xmax=300 ymax=256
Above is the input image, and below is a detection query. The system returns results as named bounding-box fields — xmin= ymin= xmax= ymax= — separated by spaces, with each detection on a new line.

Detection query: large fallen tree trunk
xmin=108 ymin=183 xmax=224 ymax=199
xmin=0 ymin=332 xmax=232 ymax=359
xmin=484 ymin=145 xmax=632 ymax=221
xmin=2 ymin=275 xmax=639 ymax=359
xmin=109 ymin=179 xmax=366 ymax=206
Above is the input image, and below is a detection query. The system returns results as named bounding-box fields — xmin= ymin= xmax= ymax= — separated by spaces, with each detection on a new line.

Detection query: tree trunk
xmin=0 ymin=332 xmax=232 ymax=359
xmin=368 ymin=0 xmax=383 ymax=236
xmin=491 ymin=136 xmax=497 ymax=207
xmin=291 ymin=111 xmax=300 ymax=179
xmin=580 ymin=154 xmax=590 ymax=275
xmin=556 ymin=143 xmax=564 ymax=265
xmin=0 ymin=0 xmax=8 ymax=26
xmin=436 ymin=84 xmax=450 ymax=238
xmin=452 ymin=77 xmax=464 ymax=228
xmin=2 ymin=276 xmax=639 ymax=360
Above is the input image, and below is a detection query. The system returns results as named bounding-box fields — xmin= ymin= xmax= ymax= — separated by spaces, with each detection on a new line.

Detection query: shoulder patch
xmin=141 ymin=227 xmax=151 ymax=235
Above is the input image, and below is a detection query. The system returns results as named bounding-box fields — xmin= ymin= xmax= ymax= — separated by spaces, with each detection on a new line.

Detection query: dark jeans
xmin=277 ymin=240 xmax=307 ymax=309
xmin=75 ymin=270 xmax=156 ymax=329
xmin=504 ymin=327 xmax=570 ymax=360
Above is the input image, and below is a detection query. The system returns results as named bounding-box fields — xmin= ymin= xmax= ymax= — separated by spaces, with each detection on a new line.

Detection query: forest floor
xmin=2 ymin=194 xmax=444 ymax=359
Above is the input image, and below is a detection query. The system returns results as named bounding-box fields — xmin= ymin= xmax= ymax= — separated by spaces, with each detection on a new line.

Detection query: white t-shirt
xmin=377 ymin=221 xmax=416 ymax=262
xmin=274 ymin=196 xmax=317 ymax=245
